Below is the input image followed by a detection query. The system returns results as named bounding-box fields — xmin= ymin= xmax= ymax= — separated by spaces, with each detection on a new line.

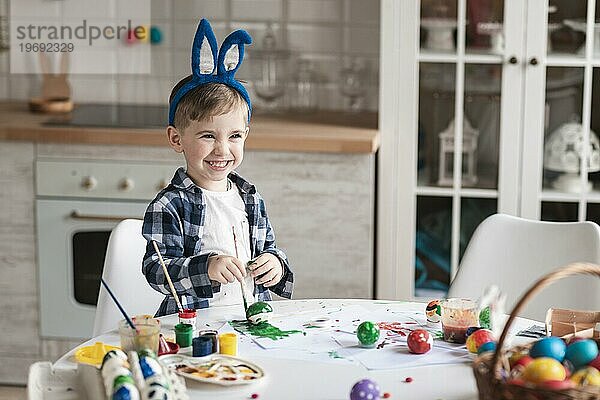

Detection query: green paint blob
xmin=230 ymin=320 xmax=301 ymax=340
xmin=328 ymin=350 xmax=343 ymax=359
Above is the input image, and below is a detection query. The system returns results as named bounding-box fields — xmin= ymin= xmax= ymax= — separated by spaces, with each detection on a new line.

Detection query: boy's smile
xmin=167 ymin=108 xmax=248 ymax=191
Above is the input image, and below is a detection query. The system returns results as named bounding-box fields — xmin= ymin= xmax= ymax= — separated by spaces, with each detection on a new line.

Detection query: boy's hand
xmin=248 ymin=253 xmax=283 ymax=287
xmin=207 ymin=255 xmax=247 ymax=284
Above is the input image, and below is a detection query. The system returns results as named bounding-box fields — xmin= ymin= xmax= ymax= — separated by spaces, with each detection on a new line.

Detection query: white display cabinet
xmin=378 ymin=0 xmax=600 ymax=300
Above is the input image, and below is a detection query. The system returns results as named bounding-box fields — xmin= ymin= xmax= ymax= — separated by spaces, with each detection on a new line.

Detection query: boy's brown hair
xmin=169 ymin=76 xmax=248 ymax=130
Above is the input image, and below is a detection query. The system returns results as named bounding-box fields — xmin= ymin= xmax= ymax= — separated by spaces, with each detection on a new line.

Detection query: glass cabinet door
xmin=522 ymin=0 xmax=600 ymax=223
xmin=415 ymin=0 xmax=521 ymax=297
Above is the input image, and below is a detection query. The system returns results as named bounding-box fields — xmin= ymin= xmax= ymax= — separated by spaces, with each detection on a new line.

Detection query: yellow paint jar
xmin=218 ymin=333 xmax=238 ymax=356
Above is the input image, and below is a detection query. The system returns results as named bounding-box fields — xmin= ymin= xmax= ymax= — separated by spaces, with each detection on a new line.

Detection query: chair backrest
xmin=93 ymin=219 xmax=163 ymax=336
xmin=448 ymin=213 xmax=600 ymax=321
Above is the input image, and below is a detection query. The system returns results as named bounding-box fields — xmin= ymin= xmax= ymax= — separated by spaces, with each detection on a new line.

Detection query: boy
xmin=142 ymin=19 xmax=293 ymax=316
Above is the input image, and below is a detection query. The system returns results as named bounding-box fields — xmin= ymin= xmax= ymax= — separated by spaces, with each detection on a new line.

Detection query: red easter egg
xmin=407 ymin=329 xmax=433 ymax=354
xmin=540 ymin=379 xmax=575 ymax=390
xmin=513 ymin=356 xmax=534 ymax=369
xmin=590 ymin=354 xmax=600 ymax=370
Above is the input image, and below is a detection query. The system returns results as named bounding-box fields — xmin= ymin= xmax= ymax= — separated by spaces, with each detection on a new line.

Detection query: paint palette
xmin=159 ymin=354 xmax=265 ymax=386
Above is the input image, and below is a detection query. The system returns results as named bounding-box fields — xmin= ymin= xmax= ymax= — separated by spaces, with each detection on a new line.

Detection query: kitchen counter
xmin=0 ymin=102 xmax=379 ymax=154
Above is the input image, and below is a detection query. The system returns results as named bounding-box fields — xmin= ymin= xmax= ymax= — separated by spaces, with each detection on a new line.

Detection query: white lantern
xmin=437 ymin=118 xmax=479 ymax=186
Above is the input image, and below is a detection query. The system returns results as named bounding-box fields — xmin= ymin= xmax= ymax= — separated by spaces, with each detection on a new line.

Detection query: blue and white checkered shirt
xmin=142 ymin=167 xmax=293 ymax=316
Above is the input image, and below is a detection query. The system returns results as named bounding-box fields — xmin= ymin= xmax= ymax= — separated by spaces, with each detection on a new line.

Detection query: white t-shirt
xmin=201 ymin=182 xmax=254 ymax=307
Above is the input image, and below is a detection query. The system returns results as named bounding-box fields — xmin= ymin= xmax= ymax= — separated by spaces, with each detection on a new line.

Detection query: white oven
xmin=36 ymin=159 xmax=182 ymax=339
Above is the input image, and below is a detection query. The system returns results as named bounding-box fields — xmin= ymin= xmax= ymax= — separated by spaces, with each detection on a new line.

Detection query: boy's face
xmin=167 ymin=107 xmax=248 ymax=191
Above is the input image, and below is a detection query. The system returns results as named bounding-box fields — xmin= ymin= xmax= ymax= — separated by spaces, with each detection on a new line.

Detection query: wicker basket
xmin=472 ymin=262 xmax=600 ymax=400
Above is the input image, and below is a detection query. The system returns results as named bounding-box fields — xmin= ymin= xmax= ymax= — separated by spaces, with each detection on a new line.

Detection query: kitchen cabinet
xmin=378 ymin=0 xmax=600 ymax=300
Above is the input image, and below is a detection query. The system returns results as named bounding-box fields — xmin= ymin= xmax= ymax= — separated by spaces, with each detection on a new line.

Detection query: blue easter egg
xmin=529 ymin=337 xmax=566 ymax=362
xmin=477 ymin=341 xmax=497 ymax=354
xmin=565 ymin=339 xmax=599 ymax=368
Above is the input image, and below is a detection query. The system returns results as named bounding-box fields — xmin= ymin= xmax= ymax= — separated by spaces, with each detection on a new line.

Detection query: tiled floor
xmin=0 ymin=385 xmax=26 ymax=400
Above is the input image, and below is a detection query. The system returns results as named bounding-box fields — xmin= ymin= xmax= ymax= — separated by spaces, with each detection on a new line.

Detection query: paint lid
xmin=75 ymin=341 xmax=121 ymax=366
xmin=157 ymin=334 xmax=180 ymax=356
xmin=179 ymin=308 xmax=197 ymax=318
xmin=174 ymin=323 xmax=193 ymax=333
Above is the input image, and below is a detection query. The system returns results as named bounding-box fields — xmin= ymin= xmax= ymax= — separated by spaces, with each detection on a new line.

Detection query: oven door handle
xmin=69 ymin=210 xmax=135 ymax=222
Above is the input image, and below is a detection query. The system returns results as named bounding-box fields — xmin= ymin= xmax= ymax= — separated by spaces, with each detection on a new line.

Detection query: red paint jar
xmin=178 ymin=309 xmax=197 ymax=329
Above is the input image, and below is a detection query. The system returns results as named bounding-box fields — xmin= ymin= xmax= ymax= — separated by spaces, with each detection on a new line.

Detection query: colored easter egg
xmin=139 ymin=357 xmax=162 ymax=379
xmin=246 ymin=301 xmax=273 ymax=325
xmin=512 ymin=355 xmax=534 ymax=370
xmin=570 ymin=366 xmax=600 ymax=386
xmin=509 ymin=351 xmax=529 ymax=368
xmin=590 ymin=354 xmax=600 ymax=370
xmin=477 ymin=341 xmax=497 ymax=354
xmin=143 ymin=381 xmax=170 ymax=400
xmin=113 ymin=382 xmax=140 ymax=400
xmin=466 ymin=329 xmax=495 ymax=353
xmin=425 ymin=300 xmax=441 ymax=323
xmin=540 ymin=379 xmax=575 ymax=390
xmin=565 ymin=339 xmax=599 ymax=368
xmin=529 ymin=336 xmax=566 ymax=362
xmin=350 ymin=378 xmax=381 ymax=400
xmin=357 ymin=321 xmax=380 ymax=347
xmin=479 ymin=306 xmax=491 ymax=329
xmin=407 ymin=329 xmax=433 ymax=354
xmin=522 ymin=357 xmax=566 ymax=384
xmin=101 ymin=349 xmax=128 ymax=368
xmin=113 ymin=374 xmax=135 ymax=390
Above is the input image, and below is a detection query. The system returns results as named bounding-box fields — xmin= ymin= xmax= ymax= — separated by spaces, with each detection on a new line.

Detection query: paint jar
xmin=178 ymin=309 xmax=197 ymax=328
xmin=218 ymin=333 xmax=238 ymax=356
xmin=198 ymin=330 xmax=219 ymax=354
xmin=192 ymin=335 xmax=213 ymax=357
xmin=174 ymin=323 xmax=193 ymax=348
xmin=118 ymin=317 xmax=160 ymax=354
xmin=440 ymin=298 xmax=479 ymax=344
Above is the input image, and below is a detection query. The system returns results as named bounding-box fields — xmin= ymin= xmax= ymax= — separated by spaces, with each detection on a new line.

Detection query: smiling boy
xmin=141 ymin=20 xmax=293 ymax=317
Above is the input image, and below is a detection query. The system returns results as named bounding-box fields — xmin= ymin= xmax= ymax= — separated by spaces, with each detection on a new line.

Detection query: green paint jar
xmin=174 ymin=323 xmax=193 ymax=347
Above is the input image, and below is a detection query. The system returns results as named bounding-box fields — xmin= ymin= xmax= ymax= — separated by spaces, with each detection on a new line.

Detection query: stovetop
xmin=44 ymin=104 xmax=167 ymax=128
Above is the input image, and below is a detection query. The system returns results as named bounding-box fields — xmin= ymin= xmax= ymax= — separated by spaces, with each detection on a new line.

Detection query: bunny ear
xmin=217 ymin=29 xmax=252 ymax=76
xmin=191 ymin=19 xmax=218 ymax=77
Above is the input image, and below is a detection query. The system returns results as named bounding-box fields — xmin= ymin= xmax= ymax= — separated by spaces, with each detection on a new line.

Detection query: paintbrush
xmin=232 ymin=226 xmax=249 ymax=312
xmin=152 ymin=240 xmax=184 ymax=314
xmin=100 ymin=278 xmax=136 ymax=330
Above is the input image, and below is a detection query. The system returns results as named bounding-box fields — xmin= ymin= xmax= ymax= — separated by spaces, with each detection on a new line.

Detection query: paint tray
xmin=159 ymin=353 xmax=265 ymax=386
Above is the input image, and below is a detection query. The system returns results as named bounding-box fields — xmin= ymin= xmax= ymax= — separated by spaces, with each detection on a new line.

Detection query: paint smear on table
xmin=230 ymin=320 xmax=302 ymax=340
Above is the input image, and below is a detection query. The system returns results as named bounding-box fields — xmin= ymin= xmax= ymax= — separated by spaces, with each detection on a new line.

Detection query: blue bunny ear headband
xmin=168 ymin=19 xmax=253 ymax=125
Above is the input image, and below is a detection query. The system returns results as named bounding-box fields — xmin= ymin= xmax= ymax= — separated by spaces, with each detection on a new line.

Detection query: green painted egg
xmin=245 ymin=301 xmax=273 ymax=325
xmin=357 ymin=321 xmax=380 ymax=347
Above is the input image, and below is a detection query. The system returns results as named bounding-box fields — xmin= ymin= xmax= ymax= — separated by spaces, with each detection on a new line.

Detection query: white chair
xmin=448 ymin=213 xmax=600 ymax=320
xmin=93 ymin=219 xmax=164 ymax=336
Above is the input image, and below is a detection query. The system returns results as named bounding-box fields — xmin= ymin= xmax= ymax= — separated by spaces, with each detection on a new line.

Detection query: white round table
xmin=53 ymin=299 xmax=536 ymax=400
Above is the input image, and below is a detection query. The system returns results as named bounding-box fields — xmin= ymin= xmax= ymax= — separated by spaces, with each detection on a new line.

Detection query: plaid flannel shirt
xmin=142 ymin=167 xmax=293 ymax=316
